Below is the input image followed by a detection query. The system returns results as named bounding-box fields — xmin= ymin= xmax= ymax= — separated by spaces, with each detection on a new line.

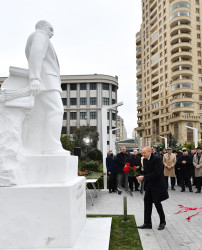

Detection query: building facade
xmin=117 ymin=115 xmax=128 ymax=141
xmin=60 ymin=74 xmax=118 ymax=151
xmin=0 ymin=74 xmax=119 ymax=151
xmin=136 ymin=0 xmax=202 ymax=148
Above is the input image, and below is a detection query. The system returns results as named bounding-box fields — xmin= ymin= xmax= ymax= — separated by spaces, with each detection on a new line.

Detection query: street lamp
xmin=185 ymin=126 xmax=198 ymax=148
xmin=102 ymin=102 xmax=123 ymax=190
xmin=159 ymin=136 xmax=167 ymax=149
xmin=109 ymin=127 xmax=120 ymax=154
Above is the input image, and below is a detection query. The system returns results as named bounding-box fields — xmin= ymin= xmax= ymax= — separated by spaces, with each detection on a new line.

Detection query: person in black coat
xmin=177 ymin=148 xmax=193 ymax=192
xmin=129 ymin=149 xmax=142 ymax=191
xmin=136 ymin=146 xmax=169 ymax=230
xmin=106 ymin=151 xmax=117 ymax=193
xmin=116 ymin=146 xmax=131 ymax=195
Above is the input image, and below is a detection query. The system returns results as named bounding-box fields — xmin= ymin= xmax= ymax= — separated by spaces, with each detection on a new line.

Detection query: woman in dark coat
xmin=106 ymin=151 xmax=117 ymax=193
xmin=136 ymin=147 xmax=169 ymax=230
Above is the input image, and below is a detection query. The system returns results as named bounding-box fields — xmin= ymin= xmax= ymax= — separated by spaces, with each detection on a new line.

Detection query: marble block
xmin=0 ymin=177 xmax=86 ymax=249
xmin=24 ymin=155 xmax=78 ymax=184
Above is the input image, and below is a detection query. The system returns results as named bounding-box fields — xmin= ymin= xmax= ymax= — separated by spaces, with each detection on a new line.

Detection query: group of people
xmin=106 ymin=146 xmax=202 ymax=194
xmin=106 ymin=145 xmax=202 ymax=230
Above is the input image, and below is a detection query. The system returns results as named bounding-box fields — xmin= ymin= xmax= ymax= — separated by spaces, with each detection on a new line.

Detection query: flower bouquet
xmin=78 ymin=170 xmax=92 ymax=176
xmin=123 ymin=163 xmax=141 ymax=177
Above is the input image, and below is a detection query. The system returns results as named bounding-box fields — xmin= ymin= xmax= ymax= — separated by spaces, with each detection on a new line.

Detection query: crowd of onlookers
xmin=106 ymin=146 xmax=202 ymax=195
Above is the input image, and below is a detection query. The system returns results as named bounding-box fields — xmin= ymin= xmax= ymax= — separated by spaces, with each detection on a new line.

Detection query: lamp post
xmin=159 ymin=136 xmax=167 ymax=149
xmin=102 ymin=102 xmax=123 ymax=190
xmin=185 ymin=126 xmax=198 ymax=148
xmin=109 ymin=127 xmax=120 ymax=154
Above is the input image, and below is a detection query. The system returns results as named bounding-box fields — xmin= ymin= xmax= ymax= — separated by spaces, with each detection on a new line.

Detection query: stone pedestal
xmin=0 ymin=177 xmax=86 ymax=249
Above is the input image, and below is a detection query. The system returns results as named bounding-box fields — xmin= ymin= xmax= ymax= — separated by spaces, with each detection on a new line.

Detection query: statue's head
xmin=35 ymin=20 xmax=54 ymax=39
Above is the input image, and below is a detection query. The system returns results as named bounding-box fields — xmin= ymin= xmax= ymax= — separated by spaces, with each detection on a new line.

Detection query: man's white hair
xmin=35 ymin=20 xmax=52 ymax=30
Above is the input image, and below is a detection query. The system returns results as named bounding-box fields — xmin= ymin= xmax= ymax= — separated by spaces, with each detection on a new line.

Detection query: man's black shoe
xmin=181 ymin=190 xmax=185 ymax=192
xmin=137 ymin=224 xmax=152 ymax=229
xmin=112 ymin=189 xmax=117 ymax=193
xmin=158 ymin=221 xmax=166 ymax=230
xmin=171 ymin=187 xmax=175 ymax=191
xmin=109 ymin=190 xmax=112 ymax=193
xmin=189 ymin=190 xmax=193 ymax=192
xmin=195 ymin=190 xmax=201 ymax=193
xmin=135 ymin=189 xmax=140 ymax=191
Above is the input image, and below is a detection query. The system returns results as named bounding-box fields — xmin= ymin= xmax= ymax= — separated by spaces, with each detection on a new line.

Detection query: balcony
xmin=171 ymin=43 xmax=192 ymax=53
xmin=171 ymin=69 xmax=193 ymax=80
xmin=171 ymin=61 xmax=192 ymax=71
xmin=168 ymin=115 xmax=199 ymax=123
xmin=170 ymin=15 xmax=191 ymax=28
xmin=170 ymin=24 xmax=191 ymax=35
xmin=171 ymin=51 xmax=192 ymax=62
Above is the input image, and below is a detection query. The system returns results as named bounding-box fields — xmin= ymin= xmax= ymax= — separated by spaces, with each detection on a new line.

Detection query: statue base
xmin=0 ymin=177 xmax=86 ymax=249
xmin=23 ymin=155 xmax=78 ymax=184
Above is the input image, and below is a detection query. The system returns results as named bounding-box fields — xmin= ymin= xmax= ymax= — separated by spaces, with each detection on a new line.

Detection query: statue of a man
xmin=25 ymin=20 xmax=69 ymax=155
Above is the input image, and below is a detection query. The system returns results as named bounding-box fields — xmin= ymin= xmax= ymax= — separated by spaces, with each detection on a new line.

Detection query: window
xmin=90 ymin=97 xmax=97 ymax=105
xmin=90 ymin=83 xmax=97 ymax=90
xmin=196 ymin=16 xmax=200 ymax=22
xmin=112 ymin=113 xmax=116 ymax=120
xmin=70 ymin=84 xmax=77 ymax=90
xmin=112 ymin=99 xmax=116 ymax=104
xmin=80 ymin=112 xmax=87 ymax=120
xmin=170 ymin=2 xmax=190 ymax=12
xmin=197 ymin=34 xmax=201 ymax=39
xmin=80 ymin=98 xmax=87 ymax=105
xmin=70 ymin=112 xmax=77 ymax=120
xmin=198 ymin=51 xmax=201 ymax=56
xmin=70 ymin=126 xmax=76 ymax=134
xmin=80 ymin=83 xmax=87 ymax=90
xmin=197 ymin=25 xmax=200 ymax=30
xmin=90 ymin=112 xmax=97 ymax=119
xmin=63 ymin=112 xmax=67 ymax=120
xmin=172 ymin=102 xmax=194 ymax=109
xmin=70 ymin=98 xmax=77 ymax=105
xmin=197 ymin=42 xmax=201 ymax=48
xmin=62 ymin=98 xmax=67 ymax=105
xmin=196 ymin=8 xmax=200 ymax=13
xmin=198 ymin=60 xmax=202 ymax=65
xmin=102 ymin=83 xmax=109 ymax=90
xmin=61 ymin=83 xmax=67 ymax=90
xmin=62 ymin=127 xmax=67 ymax=134
xmin=103 ymin=97 xmax=109 ymax=105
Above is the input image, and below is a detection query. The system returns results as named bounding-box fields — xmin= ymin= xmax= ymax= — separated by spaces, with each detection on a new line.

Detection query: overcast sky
xmin=0 ymin=0 xmax=142 ymax=138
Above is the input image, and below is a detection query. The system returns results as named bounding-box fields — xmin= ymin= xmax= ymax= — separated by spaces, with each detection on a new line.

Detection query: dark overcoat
xmin=143 ymin=153 xmax=169 ymax=203
xmin=116 ymin=152 xmax=130 ymax=174
xmin=106 ymin=155 xmax=117 ymax=179
xmin=177 ymin=154 xmax=192 ymax=178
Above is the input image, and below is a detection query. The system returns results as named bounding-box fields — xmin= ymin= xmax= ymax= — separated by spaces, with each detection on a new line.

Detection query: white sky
xmin=0 ymin=0 xmax=142 ymax=138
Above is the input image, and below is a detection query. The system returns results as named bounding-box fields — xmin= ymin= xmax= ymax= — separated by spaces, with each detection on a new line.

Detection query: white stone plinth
xmin=24 ymin=155 xmax=78 ymax=184
xmin=0 ymin=177 xmax=86 ymax=249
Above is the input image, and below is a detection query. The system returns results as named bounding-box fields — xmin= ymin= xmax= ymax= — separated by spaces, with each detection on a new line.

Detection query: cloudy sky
xmin=0 ymin=0 xmax=142 ymax=137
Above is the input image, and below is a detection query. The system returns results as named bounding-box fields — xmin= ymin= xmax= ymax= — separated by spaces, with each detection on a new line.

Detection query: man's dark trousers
xmin=144 ymin=189 xmax=165 ymax=225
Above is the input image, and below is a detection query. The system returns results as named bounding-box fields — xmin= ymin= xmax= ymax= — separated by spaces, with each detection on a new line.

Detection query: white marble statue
xmin=0 ymin=20 xmax=69 ymax=186
xmin=25 ymin=20 xmax=69 ymax=155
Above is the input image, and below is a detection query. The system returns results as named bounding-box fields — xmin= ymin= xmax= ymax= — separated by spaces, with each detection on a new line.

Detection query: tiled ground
xmin=86 ymin=186 xmax=202 ymax=250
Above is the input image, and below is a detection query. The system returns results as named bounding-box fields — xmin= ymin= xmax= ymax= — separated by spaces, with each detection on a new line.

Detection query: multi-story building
xmin=0 ymin=74 xmax=119 ymax=151
xmin=60 ymin=74 xmax=119 ymax=151
xmin=136 ymin=0 xmax=202 ymax=148
xmin=117 ymin=115 xmax=128 ymax=141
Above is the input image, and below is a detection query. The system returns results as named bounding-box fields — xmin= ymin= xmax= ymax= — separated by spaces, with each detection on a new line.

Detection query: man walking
xmin=163 ymin=147 xmax=176 ymax=190
xmin=136 ymin=147 xmax=169 ymax=230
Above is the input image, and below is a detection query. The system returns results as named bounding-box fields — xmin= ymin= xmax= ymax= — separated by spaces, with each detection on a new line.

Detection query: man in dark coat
xmin=136 ymin=146 xmax=169 ymax=230
xmin=106 ymin=150 xmax=117 ymax=193
xmin=116 ymin=146 xmax=131 ymax=195
xmin=177 ymin=148 xmax=193 ymax=192
xmin=129 ymin=149 xmax=142 ymax=191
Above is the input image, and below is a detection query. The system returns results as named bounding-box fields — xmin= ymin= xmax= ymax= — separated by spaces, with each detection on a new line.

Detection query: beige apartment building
xmin=136 ymin=0 xmax=202 ymax=148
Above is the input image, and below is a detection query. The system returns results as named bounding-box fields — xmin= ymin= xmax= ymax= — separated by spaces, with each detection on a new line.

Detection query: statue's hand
xmin=30 ymin=79 xmax=40 ymax=96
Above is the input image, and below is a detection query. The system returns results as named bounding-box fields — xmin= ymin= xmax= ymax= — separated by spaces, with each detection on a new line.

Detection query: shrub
xmin=87 ymin=149 xmax=103 ymax=162
xmin=80 ymin=160 xmax=101 ymax=172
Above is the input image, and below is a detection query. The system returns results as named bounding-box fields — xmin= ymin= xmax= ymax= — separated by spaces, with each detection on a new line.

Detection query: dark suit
xmin=143 ymin=154 xmax=169 ymax=225
xmin=106 ymin=155 xmax=117 ymax=191
xmin=129 ymin=155 xmax=142 ymax=191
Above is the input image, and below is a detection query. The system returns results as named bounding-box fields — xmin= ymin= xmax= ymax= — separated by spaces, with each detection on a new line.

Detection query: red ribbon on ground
xmin=175 ymin=205 xmax=202 ymax=222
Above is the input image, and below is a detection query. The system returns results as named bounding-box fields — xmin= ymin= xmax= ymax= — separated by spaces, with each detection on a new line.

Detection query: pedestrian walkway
xmin=86 ymin=186 xmax=202 ymax=250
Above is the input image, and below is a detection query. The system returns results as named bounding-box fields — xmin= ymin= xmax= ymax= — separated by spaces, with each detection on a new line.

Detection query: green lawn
xmin=88 ymin=215 xmax=143 ymax=250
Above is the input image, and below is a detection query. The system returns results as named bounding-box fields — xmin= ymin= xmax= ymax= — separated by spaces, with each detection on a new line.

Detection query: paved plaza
xmin=86 ymin=186 xmax=202 ymax=250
